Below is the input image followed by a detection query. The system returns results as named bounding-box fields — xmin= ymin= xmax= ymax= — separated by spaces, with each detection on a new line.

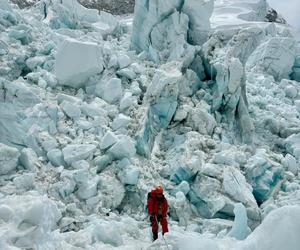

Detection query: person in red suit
xmin=147 ymin=186 xmax=169 ymax=241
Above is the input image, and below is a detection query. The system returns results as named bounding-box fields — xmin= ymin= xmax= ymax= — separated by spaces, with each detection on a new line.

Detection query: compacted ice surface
xmin=1 ymin=0 xmax=300 ymax=249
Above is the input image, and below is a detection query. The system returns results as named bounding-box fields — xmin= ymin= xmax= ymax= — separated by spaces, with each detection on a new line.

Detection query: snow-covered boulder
xmin=112 ymin=114 xmax=131 ymax=131
xmin=13 ymin=173 xmax=35 ymax=191
xmin=116 ymin=68 xmax=136 ymax=80
xmin=117 ymin=53 xmax=132 ymax=69
xmin=61 ymin=101 xmax=81 ymax=120
xmin=118 ymin=166 xmax=140 ymax=185
xmin=76 ymin=177 xmax=99 ymax=200
xmin=19 ymin=148 xmax=39 ymax=172
xmin=55 ymin=38 xmax=104 ymax=88
xmin=0 ymin=143 xmax=20 ymax=175
xmin=96 ymin=78 xmax=122 ymax=104
xmin=108 ymin=136 xmax=136 ymax=160
xmin=100 ymin=131 xmax=117 ymax=150
xmin=119 ymin=92 xmax=137 ymax=111
xmin=47 ymin=148 xmax=66 ymax=167
xmin=62 ymin=144 xmax=97 ymax=165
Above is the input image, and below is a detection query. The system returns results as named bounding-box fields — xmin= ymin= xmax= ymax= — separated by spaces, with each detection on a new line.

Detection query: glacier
xmin=0 ymin=0 xmax=300 ymax=249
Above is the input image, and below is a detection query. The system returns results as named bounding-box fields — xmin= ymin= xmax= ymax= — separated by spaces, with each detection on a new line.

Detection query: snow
xmin=1 ymin=0 xmax=300 ymax=249
xmin=173 ymin=206 xmax=300 ymax=250
xmin=60 ymin=100 xmax=81 ymax=120
xmin=0 ymin=194 xmax=61 ymax=249
xmin=112 ymin=114 xmax=131 ymax=131
xmin=108 ymin=135 xmax=136 ymax=160
xmin=238 ymin=206 xmax=300 ymax=250
xmin=62 ymin=144 xmax=97 ymax=165
xmin=96 ymin=77 xmax=123 ymax=104
xmin=100 ymin=131 xmax=117 ymax=150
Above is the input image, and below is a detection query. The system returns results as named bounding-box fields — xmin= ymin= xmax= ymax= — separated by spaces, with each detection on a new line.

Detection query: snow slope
xmin=1 ymin=0 xmax=300 ymax=249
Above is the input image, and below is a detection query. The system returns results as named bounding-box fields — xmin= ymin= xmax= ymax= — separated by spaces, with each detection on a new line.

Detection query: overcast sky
xmin=268 ymin=0 xmax=300 ymax=29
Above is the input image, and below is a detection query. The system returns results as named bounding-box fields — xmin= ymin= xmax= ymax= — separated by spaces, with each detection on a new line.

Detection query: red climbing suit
xmin=147 ymin=187 xmax=169 ymax=240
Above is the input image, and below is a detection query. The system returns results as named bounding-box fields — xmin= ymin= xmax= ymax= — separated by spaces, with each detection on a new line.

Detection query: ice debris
xmin=54 ymin=38 xmax=103 ymax=88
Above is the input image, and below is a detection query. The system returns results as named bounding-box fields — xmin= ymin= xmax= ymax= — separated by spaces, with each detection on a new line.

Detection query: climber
xmin=147 ymin=186 xmax=169 ymax=241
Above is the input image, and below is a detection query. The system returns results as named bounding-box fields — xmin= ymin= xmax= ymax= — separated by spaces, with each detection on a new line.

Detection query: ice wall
xmin=131 ymin=0 xmax=214 ymax=61
xmin=136 ymin=62 xmax=182 ymax=157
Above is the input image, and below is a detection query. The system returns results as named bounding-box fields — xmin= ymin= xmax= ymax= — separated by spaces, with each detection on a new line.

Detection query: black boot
xmin=153 ymin=232 xmax=158 ymax=241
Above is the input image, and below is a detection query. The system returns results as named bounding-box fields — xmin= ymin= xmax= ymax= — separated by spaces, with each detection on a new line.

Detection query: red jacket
xmin=147 ymin=191 xmax=168 ymax=217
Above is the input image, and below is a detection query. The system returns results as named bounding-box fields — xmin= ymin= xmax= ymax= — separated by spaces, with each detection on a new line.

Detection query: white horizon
xmin=268 ymin=0 xmax=300 ymax=29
